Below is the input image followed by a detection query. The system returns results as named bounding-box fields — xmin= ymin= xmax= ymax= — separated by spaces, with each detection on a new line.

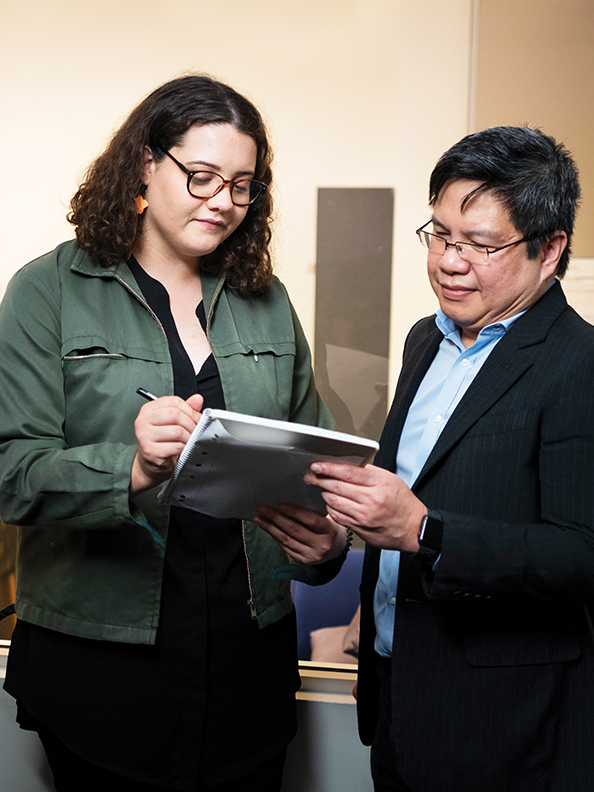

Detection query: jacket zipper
xmin=63 ymin=353 xmax=126 ymax=361
xmin=114 ymin=274 xmax=168 ymax=339
xmin=242 ymin=520 xmax=258 ymax=618
xmin=206 ymin=279 xmax=258 ymax=619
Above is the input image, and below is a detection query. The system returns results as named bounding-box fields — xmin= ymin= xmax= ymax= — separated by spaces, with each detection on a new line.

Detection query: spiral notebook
xmin=158 ymin=408 xmax=379 ymax=519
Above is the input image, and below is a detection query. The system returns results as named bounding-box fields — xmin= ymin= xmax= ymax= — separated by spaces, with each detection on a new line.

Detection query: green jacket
xmin=0 ymin=240 xmax=338 ymax=643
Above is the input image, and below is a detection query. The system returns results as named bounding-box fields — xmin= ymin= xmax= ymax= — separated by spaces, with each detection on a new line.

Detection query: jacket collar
xmin=70 ymin=247 xmax=135 ymax=285
xmin=70 ymin=248 xmax=227 ymax=312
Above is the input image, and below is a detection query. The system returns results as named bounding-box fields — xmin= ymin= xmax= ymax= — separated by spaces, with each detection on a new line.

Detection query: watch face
xmin=419 ymin=514 xmax=443 ymax=551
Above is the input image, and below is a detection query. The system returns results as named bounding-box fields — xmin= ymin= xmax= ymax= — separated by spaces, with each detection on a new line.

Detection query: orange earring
xmin=136 ymin=195 xmax=149 ymax=214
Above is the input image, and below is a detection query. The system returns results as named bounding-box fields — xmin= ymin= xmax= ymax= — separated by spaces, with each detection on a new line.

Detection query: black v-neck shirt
xmin=6 ymin=260 xmax=298 ymax=789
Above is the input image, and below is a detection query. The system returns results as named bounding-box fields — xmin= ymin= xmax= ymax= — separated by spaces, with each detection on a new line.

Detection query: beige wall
xmin=475 ymin=0 xmax=594 ymax=256
xmin=0 ymin=0 xmax=473 ymax=395
xmin=1 ymin=0 xmax=592 ymax=398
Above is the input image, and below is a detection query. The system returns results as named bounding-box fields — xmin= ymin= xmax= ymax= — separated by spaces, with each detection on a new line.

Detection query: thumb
xmin=186 ymin=392 xmax=204 ymax=417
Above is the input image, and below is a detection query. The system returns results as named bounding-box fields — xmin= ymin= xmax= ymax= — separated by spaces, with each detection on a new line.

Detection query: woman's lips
xmin=196 ymin=218 xmax=225 ymax=230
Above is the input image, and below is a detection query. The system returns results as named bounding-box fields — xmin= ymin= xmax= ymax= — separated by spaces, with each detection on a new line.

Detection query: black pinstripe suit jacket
xmin=357 ymin=281 xmax=594 ymax=792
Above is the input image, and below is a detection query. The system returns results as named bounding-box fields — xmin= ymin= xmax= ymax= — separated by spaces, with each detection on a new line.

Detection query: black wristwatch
xmin=416 ymin=509 xmax=444 ymax=565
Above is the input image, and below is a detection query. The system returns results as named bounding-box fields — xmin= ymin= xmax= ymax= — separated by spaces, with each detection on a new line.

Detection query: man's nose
xmin=440 ymin=244 xmax=472 ymax=273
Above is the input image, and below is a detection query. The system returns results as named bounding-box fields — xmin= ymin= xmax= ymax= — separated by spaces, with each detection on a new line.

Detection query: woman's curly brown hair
xmin=68 ymin=75 xmax=274 ymax=296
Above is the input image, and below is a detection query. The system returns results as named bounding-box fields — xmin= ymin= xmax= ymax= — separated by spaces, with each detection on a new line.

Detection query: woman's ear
xmin=141 ymin=146 xmax=155 ymax=186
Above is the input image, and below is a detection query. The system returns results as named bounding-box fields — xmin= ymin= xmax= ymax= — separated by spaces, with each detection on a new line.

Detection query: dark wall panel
xmin=314 ymin=188 xmax=393 ymax=441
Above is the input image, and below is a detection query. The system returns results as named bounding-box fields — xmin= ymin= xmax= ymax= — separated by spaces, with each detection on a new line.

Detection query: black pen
xmin=136 ymin=388 xmax=158 ymax=401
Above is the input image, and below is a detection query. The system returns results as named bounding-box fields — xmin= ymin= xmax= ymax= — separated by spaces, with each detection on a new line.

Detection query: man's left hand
xmin=305 ymin=462 xmax=425 ymax=553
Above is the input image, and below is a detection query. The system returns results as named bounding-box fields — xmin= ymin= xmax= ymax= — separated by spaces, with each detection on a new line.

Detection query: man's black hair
xmin=429 ymin=126 xmax=580 ymax=277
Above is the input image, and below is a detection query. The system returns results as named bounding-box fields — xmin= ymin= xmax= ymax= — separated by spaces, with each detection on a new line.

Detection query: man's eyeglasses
xmin=415 ymin=221 xmax=544 ymax=266
xmin=160 ymin=150 xmax=268 ymax=206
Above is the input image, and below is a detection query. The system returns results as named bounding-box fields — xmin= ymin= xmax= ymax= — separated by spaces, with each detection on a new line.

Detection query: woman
xmin=0 ymin=75 xmax=346 ymax=792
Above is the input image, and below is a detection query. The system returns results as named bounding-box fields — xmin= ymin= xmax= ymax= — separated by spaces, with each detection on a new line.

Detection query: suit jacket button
xmin=451 ymin=591 xmax=464 ymax=599
xmin=463 ymin=592 xmax=474 ymax=600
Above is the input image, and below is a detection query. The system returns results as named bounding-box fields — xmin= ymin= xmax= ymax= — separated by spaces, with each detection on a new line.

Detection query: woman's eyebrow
xmin=185 ymin=158 xmax=255 ymax=177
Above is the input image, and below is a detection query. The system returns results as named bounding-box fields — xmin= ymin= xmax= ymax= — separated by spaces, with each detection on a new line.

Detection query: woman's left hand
xmin=252 ymin=503 xmax=347 ymax=565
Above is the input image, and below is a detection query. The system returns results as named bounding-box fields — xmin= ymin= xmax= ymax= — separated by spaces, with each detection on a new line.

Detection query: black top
xmin=5 ymin=260 xmax=298 ymax=789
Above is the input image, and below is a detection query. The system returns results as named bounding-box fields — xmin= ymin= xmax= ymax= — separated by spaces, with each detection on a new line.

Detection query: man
xmin=257 ymin=126 xmax=594 ymax=791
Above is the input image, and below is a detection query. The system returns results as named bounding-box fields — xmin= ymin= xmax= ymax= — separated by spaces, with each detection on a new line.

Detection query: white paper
xmin=158 ymin=409 xmax=378 ymax=519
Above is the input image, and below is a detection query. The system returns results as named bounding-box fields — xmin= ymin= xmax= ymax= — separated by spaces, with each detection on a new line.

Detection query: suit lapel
xmin=413 ymin=340 xmax=533 ymax=486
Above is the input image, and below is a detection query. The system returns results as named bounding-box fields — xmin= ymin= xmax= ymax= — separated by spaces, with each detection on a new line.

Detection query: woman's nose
xmin=206 ymin=183 xmax=234 ymax=211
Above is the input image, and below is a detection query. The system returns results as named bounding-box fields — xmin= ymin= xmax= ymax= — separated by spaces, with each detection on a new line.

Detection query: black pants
xmin=37 ymin=722 xmax=286 ymax=792
xmin=370 ymin=656 xmax=413 ymax=792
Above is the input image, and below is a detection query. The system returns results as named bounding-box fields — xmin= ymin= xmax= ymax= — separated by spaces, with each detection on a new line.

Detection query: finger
xmin=310 ymin=461 xmax=375 ymax=485
xmin=252 ymin=504 xmax=330 ymax=546
xmin=321 ymin=491 xmax=379 ymax=528
xmin=252 ymin=513 xmax=311 ymax=556
xmin=186 ymin=392 xmax=204 ymax=416
xmin=253 ymin=505 xmax=310 ymax=540
xmin=306 ymin=475 xmax=373 ymax=511
xmin=303 ymin=465 xmax=374 ymax=500
xmin=269 ymin=502 xmax=331 ymax=533
xmin=137 ymin=405 xmax=198 ymax=437
xmin=324 ymin=505 xmax=361 ymax=530
xmin=135 ymin=414 xmax=193 ymax=458
xmin=142 ymin=394 xmax=200 ymax=424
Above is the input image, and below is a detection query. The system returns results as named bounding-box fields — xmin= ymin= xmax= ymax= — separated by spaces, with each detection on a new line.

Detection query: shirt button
xmin=390 ymin=597 xmax=396 ymax=606
xmin=462 ymin=359 xmax=469 ymax=367
xmin=435 ymin=414 xmax=442 ymax=422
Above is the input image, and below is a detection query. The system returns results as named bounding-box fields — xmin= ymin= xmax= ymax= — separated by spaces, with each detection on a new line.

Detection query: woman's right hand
xmin=130 ymin=393 xmax=204 ymax=496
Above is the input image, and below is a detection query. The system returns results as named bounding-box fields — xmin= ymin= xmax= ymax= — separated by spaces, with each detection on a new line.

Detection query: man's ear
xmin=540 ymin=231 xmax=567 ymax=279
xmin=141 ymin=146 xmax=154 ymax=186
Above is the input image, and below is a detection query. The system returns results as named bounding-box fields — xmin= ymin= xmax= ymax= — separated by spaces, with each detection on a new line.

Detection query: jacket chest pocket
xmin=215 ymin=341 xmax=296 ymax=421
xmin=465 ymin=408 xmax=531 ymax=438
xmin=62 ymin=340 xmax=170 ymax=447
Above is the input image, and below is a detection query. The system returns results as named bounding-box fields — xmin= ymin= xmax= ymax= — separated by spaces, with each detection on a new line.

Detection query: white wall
xmin=0 ymin=0 xmax=473 ymax=391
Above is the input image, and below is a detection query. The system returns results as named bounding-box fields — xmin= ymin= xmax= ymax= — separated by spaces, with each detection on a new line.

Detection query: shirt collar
xmin=435 ymin=308 xmax=526 ymax=342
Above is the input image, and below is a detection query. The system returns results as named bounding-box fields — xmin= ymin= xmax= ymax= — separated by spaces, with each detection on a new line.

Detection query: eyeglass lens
xmin=188 ymin=172 xmax=263 ymax=206
xmin=418 ymin=229 xmax=490 ymax=266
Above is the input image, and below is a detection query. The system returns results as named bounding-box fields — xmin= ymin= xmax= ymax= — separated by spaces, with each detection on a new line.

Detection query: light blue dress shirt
xmin=373 ymin=309 xmax=525 ymax=657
